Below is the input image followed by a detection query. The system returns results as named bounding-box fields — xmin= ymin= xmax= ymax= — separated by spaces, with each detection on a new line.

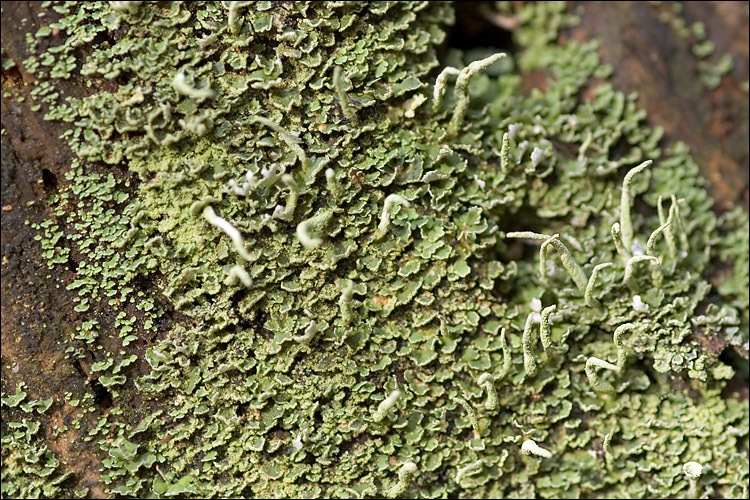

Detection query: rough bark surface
xmin=2 ymin=5 xmax=176 ymax=497
xmin=567 ymin=1 xmax=749 ymax=211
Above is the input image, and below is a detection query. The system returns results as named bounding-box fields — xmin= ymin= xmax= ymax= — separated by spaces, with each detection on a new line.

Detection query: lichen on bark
xmin=2 ymin=1 xmax=748 ymax=498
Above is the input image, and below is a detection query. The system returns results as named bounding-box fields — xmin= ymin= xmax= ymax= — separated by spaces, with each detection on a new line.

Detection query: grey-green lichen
xmin=1 ymin=384 xmax=70 ymax=499
xmin=2 ymin=1 xmax=748 ymax=499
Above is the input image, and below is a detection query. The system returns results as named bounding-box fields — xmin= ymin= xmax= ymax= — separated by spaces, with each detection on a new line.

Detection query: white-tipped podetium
xmin=521 ymin=439 xmax=552 ymax=459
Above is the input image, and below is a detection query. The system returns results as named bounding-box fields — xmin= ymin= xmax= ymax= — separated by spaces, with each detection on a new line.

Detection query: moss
xmin=3 ymin=1 xmax=748 ymax=498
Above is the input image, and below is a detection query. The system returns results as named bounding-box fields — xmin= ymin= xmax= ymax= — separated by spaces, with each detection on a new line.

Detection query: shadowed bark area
xmin=1 ymin=1 xmax=747 ymax=497
xmin=1 ymin=3 xmax=105 ymax=495
xmin=1 ymin=4 xmax=183 ymax=497
xmin=566 ymin=1 xmax=749 ymax=212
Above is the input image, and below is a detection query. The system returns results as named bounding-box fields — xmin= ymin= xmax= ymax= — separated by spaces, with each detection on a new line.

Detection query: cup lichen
xmin=2 ymin=1 xmax=748 ymax=499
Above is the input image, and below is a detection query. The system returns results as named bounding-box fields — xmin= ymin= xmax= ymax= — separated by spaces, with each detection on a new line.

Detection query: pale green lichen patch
xmin=3 ymin=1 xmax=748 ymax=498
xmin=1 ymin=384 xmax=70 ymax=499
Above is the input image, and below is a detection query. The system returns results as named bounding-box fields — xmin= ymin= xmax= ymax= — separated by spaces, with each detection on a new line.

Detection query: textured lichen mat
xmin=2 ymin=1 xmax=749 ymax=498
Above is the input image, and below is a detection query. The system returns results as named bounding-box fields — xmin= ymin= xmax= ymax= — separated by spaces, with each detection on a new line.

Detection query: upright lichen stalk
xmin=619 ymin=160 xmax=652 ymax=251
xmin=448 ymin=53 xmax=506 ymax=135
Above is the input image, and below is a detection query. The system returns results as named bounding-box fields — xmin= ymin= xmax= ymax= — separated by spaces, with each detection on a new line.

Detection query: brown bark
xmin=566 ymin=1 xmax=749 ymax=212
xmin=1 ymin=5 xmax=169 ymax=497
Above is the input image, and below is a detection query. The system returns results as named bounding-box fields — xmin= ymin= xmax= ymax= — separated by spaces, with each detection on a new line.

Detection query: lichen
xmin=3 ymin=1 xmax=748 ymax=499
